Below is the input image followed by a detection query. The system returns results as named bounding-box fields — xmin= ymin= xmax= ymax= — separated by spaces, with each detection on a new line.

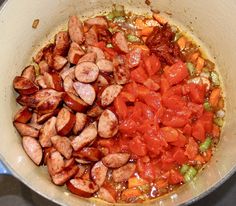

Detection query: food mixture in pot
xmin=12 ymin=5 xmax=225 ymax=203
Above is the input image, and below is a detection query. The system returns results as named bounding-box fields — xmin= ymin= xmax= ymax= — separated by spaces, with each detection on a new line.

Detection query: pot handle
xmin=0 ymin=160 xmax=12 ymax=175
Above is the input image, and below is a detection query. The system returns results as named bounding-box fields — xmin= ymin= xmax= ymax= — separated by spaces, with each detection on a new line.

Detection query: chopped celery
xmin=106 ymin=43 xmax=113 ymax=48
xmin=137 ymin=184 xmax=150 ymax=192
xmin=113 ymin=16 xmax=126 ymax=23
xmin=203 ymin=101 xmax=212 ymax=111
xmin=214 ymin=117 xmax=224 ymax=127
xmin=180 ymin=164 xmax=190 ymax=175
xmin=127 ymin=34 xmax=140 ymax=42
xmin=199 ymin=137 xmax=212 ymax=152
xmin=184 ymin=167 xmax=197 ymax=182
xmin=186 ymin=62 xmax=195 ymax=76
xmin=106 ymin=12 xmax=115 ymax=20
xmin=211 ymin=71 xmax=220 ymax=86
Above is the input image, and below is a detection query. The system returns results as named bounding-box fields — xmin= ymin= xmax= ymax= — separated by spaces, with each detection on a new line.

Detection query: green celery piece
xmin=214 ymin=117 xmax=224 ymax=127
xmin=203 ymin=101 xmax=212 ymax=111
xmin=180 ymin=164 xmax=190 ymax=175
xmin=186 ymin=62 xmax=195 ymax=76
xmin=199 ymin=137 xmax=212 ymax=152
xmin=184 ymin=167 xmax=197 ymax=182
xmin=211 ymin=71 xmax=220 ymax=86
xmin=127 ymin=34 xmax=140 ymax=43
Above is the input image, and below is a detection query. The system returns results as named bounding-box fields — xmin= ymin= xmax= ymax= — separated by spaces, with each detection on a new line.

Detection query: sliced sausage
xmin=68 ymin=42 xmax=85 ymax=64
xmin=52 ymin=165 xmax=78 ymax=185
xmin=98 ymin=109 xmax=118 ymax=138
xmin=63 ymin=76 xmax=76 ymax=95
xmin=53 ymin=31 xmax=70 ymax=56
xmin=35 ymin=75 xmax=47 ymax=89
xmin=14 ymin=122 xmax=39 ymax=138
xmin=60 ymin=65 xmax=75 ymax=80
xmin=73 ymin=147 xmax=102 ymax=162
xmin=102 ymin=153 xmax=130 ymax=168
xmin=47 ymin=150 xmax=65 ymax=176
xmin=87 ymin=46 xmax=105 ymax=61
xmin=28 ymin=112 xmax=42 ymax=130
xmin=97 ymin=187 xmax=116 ymax=203
xmin=73 ymin=112 xmax=87 ymax=134
xmin=126 ymin=48 xmax=141 ymax=68
xmin=100 ymin=85 xmax=122 ymax=107
xmin=37 ymin=109 xmax=59 ymax=124
xmin=14 ymin=106 xmax=32 ymax=123
xmin=114 ymin=65 xmax=130 ymax=85
xmin=96 ymin=74 xmax=109 ymax=86
xmin=71 ymin=122 xmax=97 ymax=151
xmin=21 ymin=65 xmax=36 ymax=82
xmin=39 ymin=116 xmax=57 ymax=147
xmin=38 ymin=60 xmax=49 ymax=75
xmin=74 ymin=164 xmax=87 ymax=178
xmin=56 ymin=108 xmax=76 ymax=136
xmin=85 ymin=26 xmax=98 ymax=46
xmin=85 ymin=17 xmax=108 ymax=28
xmin=51 ymin=135 xmax=73 ymax=159
xmin=112 ymin=32 xmax=129 ymax=53
xmin=91 ymin=161 xmax=108 ymax=186
xmin=78 ymin=52 xmax=97 ymax=63
xmin=75 ymin=158 xmax=91 ymax=164
xmin=22 ymin=136 xmax=42 ymax=165
xmin=43 ymin=72 xmax=64 ymax=91
xmin=96 ymin=59 xmax=114 ymax=73
xmin=73 ymin=82 xmax=96 ymax=105
xmin=112 ymin=163 xmax=136 ymax=183
xmin=13 ymin=76 xmax=39 ymax=95
xmin=63 ymin=92 xmax=88 ymax=112
xmin=53 ymin=55 xmax=68 ymax=71
xmin=66 ymin=178 xmax=99 ymax=198
xmin=68 ymin=15 xmax=84 ymax=45
xmin=75 ymin=62 xmax=99 ymax=83
xmin=87 ymin=105 xmax=103 ymax=118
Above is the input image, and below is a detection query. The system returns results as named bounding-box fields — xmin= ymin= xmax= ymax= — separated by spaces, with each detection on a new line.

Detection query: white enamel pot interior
xmin=0 ymin=0 xmax=236 ymax=205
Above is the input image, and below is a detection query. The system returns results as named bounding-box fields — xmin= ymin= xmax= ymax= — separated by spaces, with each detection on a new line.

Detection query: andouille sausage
xmin=53 ymin=31 xmax=70 ymax=56
xmin=63 ymin=76 xmax=77 ymax=95
xmin=68 ymin=15 xmax=85 ymax=45
xmin=97 ymin=187 xmax=116 ymax=203
xmin=35 ymin=75 xmax=47 ymax=89
xmin=85 ymin=17 xmax=108 ymax=28
xmin=102 ymin=153 xmax=130 ymax=168
xmin=91 ymin=161 xmax=108 ymax=186
xmin=73 ymin=82 xmax=96 ymax=105
xmin=96 ymin=74 xmax=109 ymax=87
xmin=47 ymin=150 xmax=65 ymax=176
xmin=13 ymin=76 xmax=39 ymax=95
xmin=60 ymin=65 xmax=75 ymax=80
xmin=68 ymin=42 xmax=85 ymax=64
xmin=87 ymin=46 xmax=105 ymax=61
xmin=63 ymin=92 xmax=88 ymax=112
xmin=22 ymin=136 xmax=43 ymax=165
xmin=21 ymin=65 xmax=36 ymax=82
xmin=53 ymin=55 xmax=68 ymax=71
xmin=78 ymin=52 xmax=97 ymax=64
xmin=112 ymin=163 xmax=136 ymax=183
xmin=96 ymin=59 xmax=114 ymax=73
xmin=114 ymin=65 xmax=130 ymax=85
xmin=38 ymin=60 xmax=49 ymax=75
xmin=73 ymin=112 xmax=87 ymax=135
xmin=14 ymin=122 xmax=39 ymax=138
xmin=112 ymin=32 xmax=129 ymax=53
xmin=85 ymin=26 xmax=98 ymax=46
xmin=100 ymin=85 xmax=122 ymax=107
xmin=75 ymin=62 xmax=99 ymax=83
xmin=87 ymin=105 xmax=103 ymax=118
xmin=73 ymin=147 xmax=103 ymax=162
xmin=14 ymin=106 xmax=32 ymax=123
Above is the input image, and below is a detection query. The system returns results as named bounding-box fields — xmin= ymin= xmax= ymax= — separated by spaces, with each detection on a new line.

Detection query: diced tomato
xmin=137 ymin=159 xmax=156 ymax=182
xmin=189 ymin=83 xmax=206 ymax=104
xmin=160 ymin=75 xmax=170 ymax=95
xmin=144 ymin=54 xmax=161 ymax=76
xmin=182 ymin=84 xmax=190 ymax=95
xmin=187 ymin=102 xmax=204 ymax=118
xmin=135 ymin=84 xmax=150 ymax=99
xmin=119 ymin=119 xmax=138 ymax=134
xmin=185 ymin=137 xmax=198 ymax=160
xmin=164 ymin=61 xmax=189 ymax=86
xmin=145 ymin=134 xmax=167 ymax=155
xmin=192 ymin=120 xmax=206 ymax=142
xmin=171 ymin=132 xmax=187 ymax=147
xmin=143 ymin=78 xmax=160 ymax=91
xmin=199 ymin=111 xmax=214 ymax=133
xmin=160 ymin=127 xmax=179 ymax=142
xmin=162 ymin=109 xmax=189 ymax=128
xmin=183 ymin=124 xmax=192 ymax=136
xmin=120 ymin=91 xmax=136 ymax=102
xmin=162 ymin=95 xmax=186 ymax=110
xmin=168 ymin=170 xmax=184 ymax=185
xmin=126 ymin=48 xmax=141 ymax=68
xmin=143 ymin=92 xmax=162 ymax=110
xmin=129 ymin=136 xmax=147 ymax=156
xmin=173 ymin=148 xmax=188 ymax=164
xmin=114 ymin=96 xmax=128 ymax=120
xmin=130 ymin=66 xmax=148 ymax=83
xmin=119 ymin=136 xmax=130 ymax=152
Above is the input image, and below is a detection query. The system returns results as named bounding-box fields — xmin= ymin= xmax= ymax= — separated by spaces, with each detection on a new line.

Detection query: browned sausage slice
xmin=96 ymin=59 xmax=114 ymax=73
xmin=38 ymin=60 xmax=49 ymax=75
xmin=87 ymin=105 xmax=103 ymax=118
xmin=37 ymin=109 xmax=59 ymax=124
xmin=51 ymin=135 xmax=73 ymax=159
xmin=73 ymin=82 xmax=96 ymax=105
xmin=68 ymin=42 xmax=85 ymax=64
xmin=14 ymin=122 xmax=39 ymax=138
xmin=97 ymin=187 xmax=116 ymax=203
xmin=47 ymin=150 xmax=65 ymax=176
xmin=63 ymin=92 xmax=88 ymax=112
xmin=112 ymin=32 xmax=129 ymax=53
xmin=39 ymin=116 xmax=57 ymax=147
xmin=75 ymin=62 xmax=99 ymax=83
xmin=35 ymin=75 xmax=47 ymax=89
xmin=52 ymin=165 xmax=78 ymax=186
xmin=98 ymin=109 xmax=118 ymax=138
xmin=100 ymin=85 xmax=122 ymax=107
xmin=112 ymin=163 xmax=136 ymax=183
xmin=53 ymin=55 xmax=68 ymax=71
xmin=102 ymin=153 xmax=130 ymax=168
xmin=73 ymin=112 xmax=87 ymax=134
xmin=85 ymin=17 xmax=108 ymax=28
xmin=87 ymin=46 xmax=105 ymax=61
xmin=43 ymin=72 xmax=64 ymax=91
xmin=71 ymin=122 xmax=97 ymax=151
xmin=91 ymin=161 xmax=108 ymax=186
xmin=53 ymin=31 xmax=70 ymax=56
xmin=60 ymin=65 xmax=75 ymax=80
xmin=21 ymin=65 xmax=36 ymax=82
xmin=68 ymin=15 xmax=84 ymax=44
xmin=67 ymin=178 xmax=99 ymax=198
xmin=73 ymin=147 xmax=102 ymax=162
xmin=22 ymin=136 xmax=43 ymax=165
xmin=14 ymin=106 xmax=32 ymax=123
xmin=96 ymin=74 xmax=109 ymax=86
xmin=114 ymin=65 xmax=130 ymax=85
xmin=56 ymin=108 xmax=76 ymax=136
xmin=85 ymin=26 xmax=98 ymax=46
xmin=13 ymin=76 xmax=39 ymax=95
xmin=78 ymin=52 xmax=97 ymax=63
xmin=63 ymin=76 xmax=76 ymax=95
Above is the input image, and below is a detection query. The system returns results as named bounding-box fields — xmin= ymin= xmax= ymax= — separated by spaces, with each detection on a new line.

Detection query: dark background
xmin=0 ymin=0 xmax=235 ymax=205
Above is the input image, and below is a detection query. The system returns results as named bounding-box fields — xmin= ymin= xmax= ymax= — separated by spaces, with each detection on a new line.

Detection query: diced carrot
xmin=140 ymin=27 xmax=154 ymax=36
xmin=190 ymin=52 xmax=200 ymax=64
xmin=195 ymin=57 xmax=205 ymax=74
xmin=194 ymin=154 xmax=205 ymax=164
xmin=128 ymin=177 xmax=148 ymax=188
xmin=142 ymin=36 xmax=147 ymax=43
xmin=153 ymin=13 xmax=167 ymax=25
xmin=135 ymin=18 xmax=146 ymax=29
xmin=203 ymin=149 xmax=212 ymax=162
xmin=217 ymin=97 xmax=224 ymax=109
xmin=177 ymin=36 xmax=187 ymax=50
xmin=212 ymin=124 xmax=220 ymax=138
xmin=209 ymin=88 xmax=221 ymax=108
xmin=155 ymin=179 xmax=168 ymax=189
xmin=121 ymin=188 xmax=142 ymax=202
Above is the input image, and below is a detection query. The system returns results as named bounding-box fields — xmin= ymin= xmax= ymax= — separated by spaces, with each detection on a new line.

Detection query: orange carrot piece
xmin=194 ymin=155 xmax=205 ymax=164
xmin=140 ymin=27 xmax=154 ymax=36
xmin=209 ymin=88 xmax=221 ymax=108
xmin=135 ymin=18 xmax=146 ymax=29
xmin=203 ymin=149 xmax=212 ymax=162
xmin=212 ymin=124 xmax=220 ymax=138
xmin=217 ymin=97 xmax=224 ymax=109
xmin=129 ymin=44 xmax=150 ymax=54
xmin=177 ymin=36 xmax=187 ymax=50
xmin=121 ymin=188 xmax=142 ymax=202
xmin=195 ymin=57 xmax=205 ymax=74
xmin=128 ymin=177 xmax=148 ymax=188
xmin=155 ymin=179 xmax=168 ymax=189
xmin=142 ymin=36 xmax=147 ymax=43
xmin=153 ymin=13 xmax=167 ymax=25
xmin=190 ymin=52 xmax=200 ymax=64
